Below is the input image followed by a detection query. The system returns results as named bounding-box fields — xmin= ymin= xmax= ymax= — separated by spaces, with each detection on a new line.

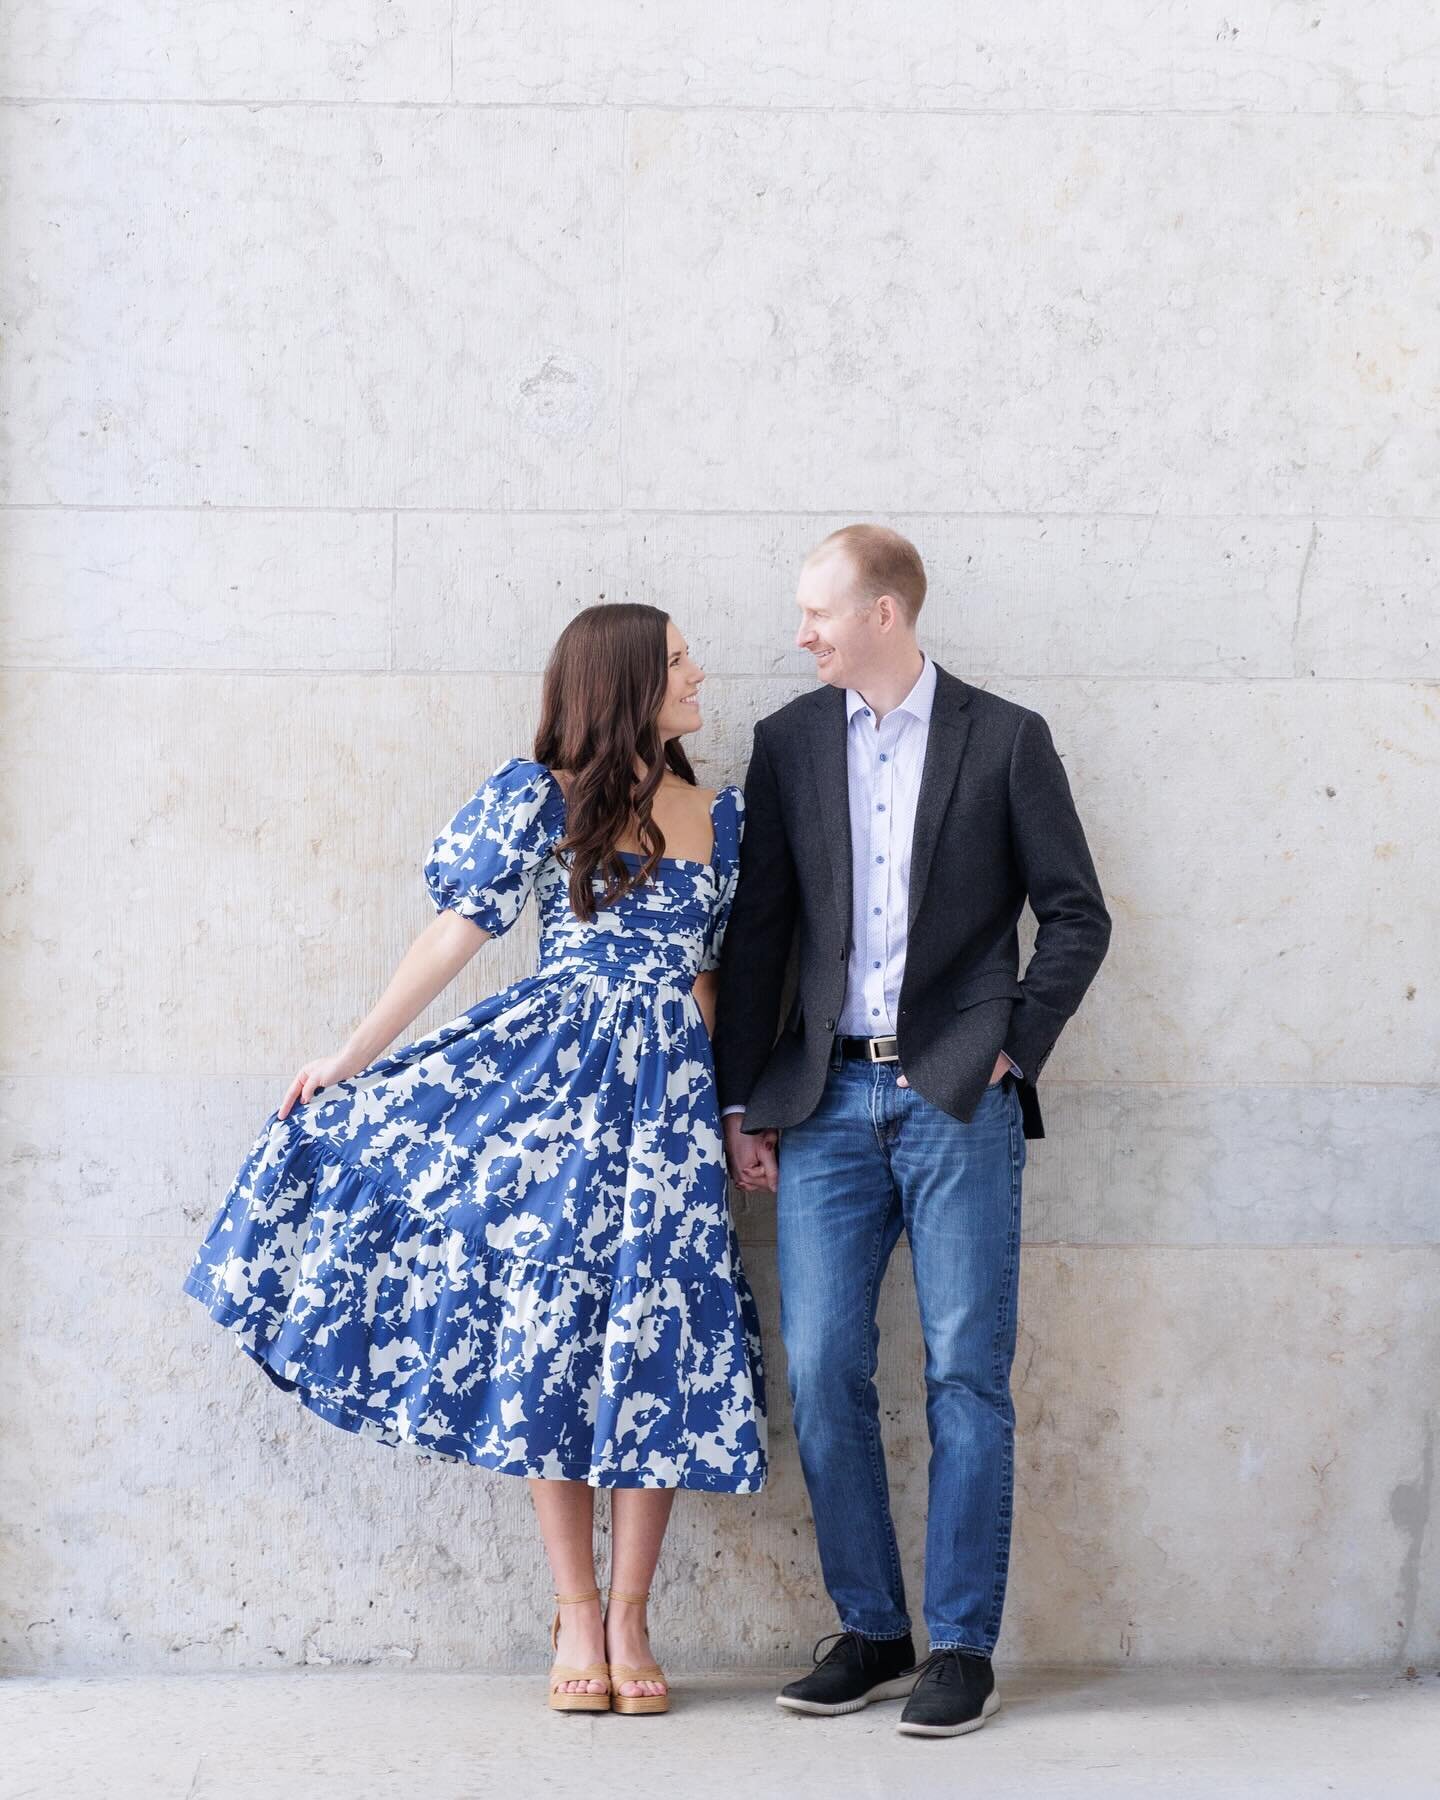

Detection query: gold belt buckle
xmin=866 ymin=1035 xmax=900 ymax=1063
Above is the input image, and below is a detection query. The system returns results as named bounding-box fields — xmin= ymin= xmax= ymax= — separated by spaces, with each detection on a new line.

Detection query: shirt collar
xmin=846 ymin=654 xmax=936 ymax=727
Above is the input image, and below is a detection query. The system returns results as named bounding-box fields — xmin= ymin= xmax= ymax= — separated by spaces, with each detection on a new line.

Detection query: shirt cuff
xmin=1003 ymin=1053 xmax=1023 ymax=1079
xmin=720 ymin=1105 xmax=747 ymax=1118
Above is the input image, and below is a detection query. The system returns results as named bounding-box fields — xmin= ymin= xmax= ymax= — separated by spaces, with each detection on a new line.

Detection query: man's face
xmin=794 ymin=553 xmax=876 ymax=690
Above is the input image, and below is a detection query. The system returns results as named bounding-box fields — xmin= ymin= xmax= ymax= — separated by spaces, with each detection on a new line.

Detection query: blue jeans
xmin=776 ymin=1054 xmax=1026 ymax=1655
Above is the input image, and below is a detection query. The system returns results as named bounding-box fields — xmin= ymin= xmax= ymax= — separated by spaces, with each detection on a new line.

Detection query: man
xmin=716 ymin=525 xmax=1110 ymax=1738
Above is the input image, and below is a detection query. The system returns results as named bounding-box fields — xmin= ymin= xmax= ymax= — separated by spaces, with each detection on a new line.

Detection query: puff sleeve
xmin=424 ymin=758 xmax=561 ymax=938
xmin=699 ymin=787 xmax=745 ymax=974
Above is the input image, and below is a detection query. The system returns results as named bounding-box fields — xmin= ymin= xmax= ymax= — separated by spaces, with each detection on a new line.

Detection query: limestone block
xmin=0 ymin=671 xmax=548 ymax=1075
xmin=624 ymin=112 xmax=1438 ymax=517
xmin=1022 ymin=1084 xmax=1440 ymax=1246
xmin=455 ymin=1 xmax=1440 ymax=113
xmin=1299 ymin=521 xmax=1440 ymax=679
xmin=1 ymin=105 xmax=622 ymax=507
xmin=615 ymin=512 xmax=1307 ymax=680
xmin=0 ymin=2 xmax=452 ymax=101
xmin=393 ymin=513 xmax=629 ymax=671
xmin=0 ymin=510 xmax=391 ymax=669
xmin=1000 ymin=678 xmax=1440 ymax=1085
xmin=1003 ymin=1246 xmax=1440 ymax=1666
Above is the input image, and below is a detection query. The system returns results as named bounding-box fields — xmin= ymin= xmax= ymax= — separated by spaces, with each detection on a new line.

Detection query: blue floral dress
xmin=183 ymin=758 xmax=767 ymax=1493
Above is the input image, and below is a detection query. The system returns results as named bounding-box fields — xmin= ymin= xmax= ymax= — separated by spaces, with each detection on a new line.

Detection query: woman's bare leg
xmin=529 ymin=1478 xmax=606 ymax=1696
xmin=607 ymin=1488 xmax=677 ymax=1698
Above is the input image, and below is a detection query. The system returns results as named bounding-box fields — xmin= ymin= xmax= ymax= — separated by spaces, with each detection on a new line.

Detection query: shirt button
xmin=873 ymin=907 xmax=881 ymax=916
xmin=871 ymin=1008 xmax=880 ymax=1017
xmin=876 ymin=855 xmax=884 ymax=865
xmin=879 ymin=754 xmax=888 ymax=763
xmin=873 ymin=961 xmax=881 ymax=970
xmin=876 ymin=803 xmax=885 ymax=812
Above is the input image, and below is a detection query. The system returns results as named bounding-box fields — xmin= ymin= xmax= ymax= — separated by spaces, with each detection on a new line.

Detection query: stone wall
xmin=2 ymin=3 xmax=1435 ymax=1672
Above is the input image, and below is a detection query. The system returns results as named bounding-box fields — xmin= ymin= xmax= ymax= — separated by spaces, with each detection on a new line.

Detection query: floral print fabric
xmin=184 ymin=758 xmax=767 ymax=1492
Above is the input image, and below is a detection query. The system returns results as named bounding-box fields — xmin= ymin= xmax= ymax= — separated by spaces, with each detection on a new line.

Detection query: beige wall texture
xmin=2 ymin=4 xmax=1437 ymax=1675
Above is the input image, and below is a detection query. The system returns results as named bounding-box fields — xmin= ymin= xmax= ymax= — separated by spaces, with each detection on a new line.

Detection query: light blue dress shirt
xmin=837 ymin=655 xmax=937 ymax=1036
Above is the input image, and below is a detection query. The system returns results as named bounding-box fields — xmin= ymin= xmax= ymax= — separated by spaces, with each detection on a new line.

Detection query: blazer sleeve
xmin=1001 ymin=711 xmax=1112 ymax=1081
xmin=714 ymin=722 xmax=799 ymax=1115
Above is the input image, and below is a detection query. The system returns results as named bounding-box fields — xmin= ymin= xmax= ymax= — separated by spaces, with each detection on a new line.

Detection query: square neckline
xmin=537 ymin=764 xmax=727 ymax=874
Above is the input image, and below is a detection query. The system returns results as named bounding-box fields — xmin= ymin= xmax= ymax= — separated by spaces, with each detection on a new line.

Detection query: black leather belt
xmin=837 ymin=1034 xmax=900 ymax=1063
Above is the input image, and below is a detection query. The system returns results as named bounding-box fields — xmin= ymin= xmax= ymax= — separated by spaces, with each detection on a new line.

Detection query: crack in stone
xmin=1390 ymin=1415 xmax=1435 ymax=1659
xmin=1291 ymin=521 xmax=1318 ymax=674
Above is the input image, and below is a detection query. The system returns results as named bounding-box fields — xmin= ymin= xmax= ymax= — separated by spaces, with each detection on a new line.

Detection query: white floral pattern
xmin=184 ymin=759 xmax=767 ymax=1492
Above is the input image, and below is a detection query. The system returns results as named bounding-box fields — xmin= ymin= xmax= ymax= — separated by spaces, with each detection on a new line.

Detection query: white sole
xmin=775 ymin=1672 xmax=920 ymax=1716
xmin=895 ymin=1687 xmax=1001 ymax=1737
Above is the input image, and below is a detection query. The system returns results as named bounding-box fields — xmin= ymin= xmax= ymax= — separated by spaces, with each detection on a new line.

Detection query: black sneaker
xmin=776 ymin=1631 xmax=919 ymax=1716
xmin=895 ymin=1649 xmax=1000 ymax=1737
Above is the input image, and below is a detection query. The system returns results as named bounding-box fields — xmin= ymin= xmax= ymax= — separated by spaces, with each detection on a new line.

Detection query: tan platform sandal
xmin=607 ymin=1588 xmax=670 ymax=1715
xmin=548 ymin=1588 xmax=611 ymax=1713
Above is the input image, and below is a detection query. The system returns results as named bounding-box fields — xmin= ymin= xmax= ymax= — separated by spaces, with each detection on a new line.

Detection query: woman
xmin=184 ymin=603 xmax=767 ymax=1715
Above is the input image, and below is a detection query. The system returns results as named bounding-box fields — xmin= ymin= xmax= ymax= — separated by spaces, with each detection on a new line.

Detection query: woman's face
xmin=655 ymin=620 xmax=706 ymax=741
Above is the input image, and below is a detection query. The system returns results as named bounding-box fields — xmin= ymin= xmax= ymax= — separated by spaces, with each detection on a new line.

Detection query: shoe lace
xmin=810 ymin=1630 xmax=863 ymax=1668
xmin=913 ymin=1648 xmax=977 ymax=1687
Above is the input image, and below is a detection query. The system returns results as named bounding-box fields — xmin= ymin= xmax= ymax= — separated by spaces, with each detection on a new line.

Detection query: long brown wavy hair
xmin=533 ymin=603 xmax=698 ymax=922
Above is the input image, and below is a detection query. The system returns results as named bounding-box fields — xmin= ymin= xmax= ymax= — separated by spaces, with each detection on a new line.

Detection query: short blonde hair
xmin=804 ymin=524 xmax=927 ymax=624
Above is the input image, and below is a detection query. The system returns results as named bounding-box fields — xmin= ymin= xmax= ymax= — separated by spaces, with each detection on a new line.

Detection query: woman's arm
xmin=278 ymin=910 xmax=490 ymax=1118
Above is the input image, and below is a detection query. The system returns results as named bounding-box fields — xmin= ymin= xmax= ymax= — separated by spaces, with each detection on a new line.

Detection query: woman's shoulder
xmin=461 ymin=759 xmax=567 ymax=835
xmin=475 ymin=757 xmax=566 ymax=801
xmin=677 ymin=780 xmax=744 ymax=828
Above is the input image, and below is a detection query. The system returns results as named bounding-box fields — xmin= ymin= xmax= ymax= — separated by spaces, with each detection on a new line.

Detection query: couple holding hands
xmin=185 ymin=523 xmax=1110 ymax=1739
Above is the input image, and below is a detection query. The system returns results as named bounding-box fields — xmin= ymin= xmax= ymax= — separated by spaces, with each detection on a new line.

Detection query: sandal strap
xmin=607 ymin=1589 xmax=650 ymax=1605
xmin=551 ymin=1587 xmax=603 ymax=1650
xmin=550 ymin=1663 xmax=611 ymax=1684
xmin=609 ymin=1662 xmax=666 ymax=1681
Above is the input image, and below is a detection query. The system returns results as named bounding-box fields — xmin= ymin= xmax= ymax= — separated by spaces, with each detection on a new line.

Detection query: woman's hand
xmin=277 ymin=1052 xmax=365 ymax=1119
xmin=274 ymin=912 xmax=492 ymax=1122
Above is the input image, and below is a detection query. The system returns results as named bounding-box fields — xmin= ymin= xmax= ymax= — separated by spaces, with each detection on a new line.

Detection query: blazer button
xmin=824 ymin=1017 xmax=835 ymax=1032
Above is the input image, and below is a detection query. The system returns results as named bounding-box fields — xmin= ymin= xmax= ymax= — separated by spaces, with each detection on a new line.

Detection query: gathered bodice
xmin=534 ymin=853 xmax=722 ymax=989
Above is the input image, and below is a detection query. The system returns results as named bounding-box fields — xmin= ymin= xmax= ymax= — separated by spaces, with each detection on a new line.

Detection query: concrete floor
xmin=3 ymin=1666 xmax=1438 ymax=1800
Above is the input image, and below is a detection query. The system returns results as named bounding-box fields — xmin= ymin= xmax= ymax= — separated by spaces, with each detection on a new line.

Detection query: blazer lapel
xmin=807 ymin=688 xmax=853 ymax=927
xmin=908 ymin=666 xmax=973 ymax=931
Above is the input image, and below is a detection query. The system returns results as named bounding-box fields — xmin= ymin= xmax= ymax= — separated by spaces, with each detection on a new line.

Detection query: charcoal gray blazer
xmin=714 ymin=664 xmax=1111 ymax=1140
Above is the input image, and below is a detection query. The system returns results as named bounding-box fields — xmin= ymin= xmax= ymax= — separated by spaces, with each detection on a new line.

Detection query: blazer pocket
xmin=952 ymin=973 xmax=1025 ymax=1010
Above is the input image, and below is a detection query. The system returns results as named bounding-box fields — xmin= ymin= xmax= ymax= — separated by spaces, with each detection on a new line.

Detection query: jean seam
xmin=978 ymin=1094 xmax=1024 ymax=1649
xmin=856 ymin=1116 xmax=907 ymax=1633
